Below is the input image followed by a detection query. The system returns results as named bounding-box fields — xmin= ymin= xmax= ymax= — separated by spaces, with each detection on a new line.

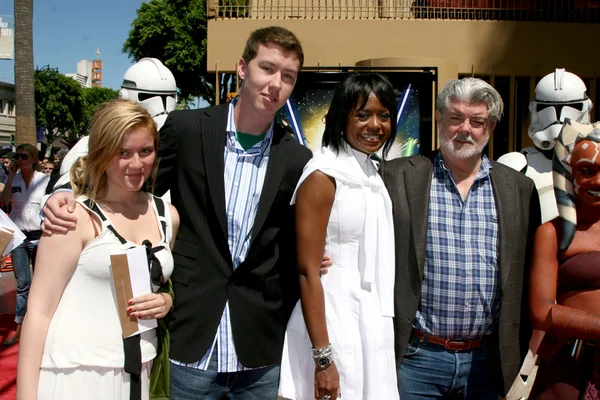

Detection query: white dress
xmin=37 ymin=194 xmax=174 ymax=400
xmin=279 ymin=146 xmax=400 ymax=400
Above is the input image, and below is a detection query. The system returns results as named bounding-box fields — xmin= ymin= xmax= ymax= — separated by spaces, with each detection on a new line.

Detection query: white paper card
xmin=0 ymin=211 xmax=25 ymax=255
xmin=123 ymin=246 xmax=157 ymax=337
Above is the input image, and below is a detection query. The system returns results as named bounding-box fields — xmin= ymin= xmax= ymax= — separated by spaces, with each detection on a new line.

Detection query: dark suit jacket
xmin=382 ymin=152 xmax=540 ymax=397
xmin=155 ymin=104 xmax=312 ymax=367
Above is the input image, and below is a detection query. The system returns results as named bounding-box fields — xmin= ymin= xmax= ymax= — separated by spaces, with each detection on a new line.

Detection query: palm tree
xmin=14 ymin=0 xmax=36 ymax=146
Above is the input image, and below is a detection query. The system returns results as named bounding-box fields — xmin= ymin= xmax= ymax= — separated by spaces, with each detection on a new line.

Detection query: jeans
xmin=170 ymin=351 xmax=280 ymax=400
xmin=12 ymin=239 xmax=38 ymax=324
xmin=398 ymin=336 xmax=497 ymax=400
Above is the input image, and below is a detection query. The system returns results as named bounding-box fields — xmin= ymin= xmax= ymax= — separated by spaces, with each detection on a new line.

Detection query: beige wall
xmin=207 ymin=18 xmax=600 ymax=154
xmin=207 ymin=19 xmax=600 ymax=79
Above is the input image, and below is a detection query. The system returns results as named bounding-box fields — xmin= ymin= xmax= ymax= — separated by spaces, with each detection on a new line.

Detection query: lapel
xmin=250 ymin=125 xmax=291 ymax=243
xmin=201 ymin=105 xmax=229 ymax=240
xmin=489 ymin=162 xmax=516 ymax=291
xmin=404 ymin=157 xmax=433 ymax=280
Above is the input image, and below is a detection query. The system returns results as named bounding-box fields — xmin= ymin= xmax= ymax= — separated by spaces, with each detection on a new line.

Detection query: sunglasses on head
xmin=14 ymin=154 xmax=29 ymax=160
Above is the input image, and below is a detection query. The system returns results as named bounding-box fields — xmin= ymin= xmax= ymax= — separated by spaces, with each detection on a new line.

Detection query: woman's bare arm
xmin=17 ymin=204 xmax=92 ymax=400
xmin=530 ymin=221 xmax=600 ymax=340
xmin=295 ymin=171 xmax=339 ymax=399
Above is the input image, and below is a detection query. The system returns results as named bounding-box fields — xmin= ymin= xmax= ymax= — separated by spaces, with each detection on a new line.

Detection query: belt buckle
xmin=445 ymin=338 xmax=470 ymax=351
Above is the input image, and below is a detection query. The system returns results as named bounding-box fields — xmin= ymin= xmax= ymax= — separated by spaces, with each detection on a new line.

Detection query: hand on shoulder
xmin=41 ymin=191 xmax=78 ymax=235
xmin=41 ymin=202 xmax=97 ymax=248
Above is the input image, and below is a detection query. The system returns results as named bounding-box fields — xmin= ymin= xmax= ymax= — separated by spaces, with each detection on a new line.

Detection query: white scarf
xmin=292 ymin=145 xmax=395 ymax=317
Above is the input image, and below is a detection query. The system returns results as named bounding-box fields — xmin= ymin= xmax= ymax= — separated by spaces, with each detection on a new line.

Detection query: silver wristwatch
xmin=312 ymin=344 xmax=334 ymax=369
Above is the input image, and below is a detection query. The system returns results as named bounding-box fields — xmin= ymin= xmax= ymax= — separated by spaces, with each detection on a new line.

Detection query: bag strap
xmin=153 ymin=195 xmax=168 ymax=240
xmin=82 ymin=198 xmax=128 ymax=245
xmin=83 ymin=196 xmax=167 ymax=246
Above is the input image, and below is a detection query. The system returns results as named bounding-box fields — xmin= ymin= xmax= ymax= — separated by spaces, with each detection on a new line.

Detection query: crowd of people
xmin=0 ymin=144 xmax=69 ymax=347
xmin=2 ymin=24 xmax=597 ymax=400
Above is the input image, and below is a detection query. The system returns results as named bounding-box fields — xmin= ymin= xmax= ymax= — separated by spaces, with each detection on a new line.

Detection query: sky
xmin=0 ymin=0 xmax=146 ymax=90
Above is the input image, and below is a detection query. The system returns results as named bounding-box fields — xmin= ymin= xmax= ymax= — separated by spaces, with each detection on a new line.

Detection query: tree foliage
xmin=35 ymin=67 xmax=85 ymax=146
xmin=79 ymin=86 xmax=120 ymax=132
xmin=34 ymin=67 xmax=118 ymax=149
xmin=122 ymin=0 xmax=233 ymax=105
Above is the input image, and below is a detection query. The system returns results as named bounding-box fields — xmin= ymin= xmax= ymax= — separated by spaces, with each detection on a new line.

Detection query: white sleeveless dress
xmin=37 ymin=194 xmax=174 ymax=400
xmin=278 ymin=146 xmax=400 ymax=400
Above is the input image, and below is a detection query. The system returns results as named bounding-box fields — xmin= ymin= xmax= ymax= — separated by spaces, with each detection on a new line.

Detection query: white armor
xmin=499 ymin=148 xmax=557 ymax=224
xmin=529 ymin=68 xmax=592 ymax=150
xmin=498 ymin=68 xmax=593 ymax=223
xmin=55 ymin=58 xmax=178 ymax=190
xmin=119 ymin=57 xmax=177 ymax=130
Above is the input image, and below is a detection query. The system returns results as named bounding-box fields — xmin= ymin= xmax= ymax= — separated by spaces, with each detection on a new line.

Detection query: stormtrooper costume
xmin=54 ymin=58 xmax=177 ymax=192
xmin=498 ymin=68 xmax=593 ymax=224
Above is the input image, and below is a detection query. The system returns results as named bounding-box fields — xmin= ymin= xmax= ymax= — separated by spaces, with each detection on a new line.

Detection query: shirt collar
xmin=343 ymin=144 xmax=378 ymax=176
xmin=226 ymin=99 xmax=274 ymax=153
xmin=435 ymin=151 xmax=493 ymax=181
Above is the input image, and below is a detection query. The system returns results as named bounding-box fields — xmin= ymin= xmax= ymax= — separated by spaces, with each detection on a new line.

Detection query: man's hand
xmin=320 ymin=254 xmax=333 ymax=275
xmin=41 ymin=192 xmax=78 ymax=235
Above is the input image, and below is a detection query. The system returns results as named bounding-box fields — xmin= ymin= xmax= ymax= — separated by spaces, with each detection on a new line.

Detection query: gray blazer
xmin=382 ymin=153 xmax=540 ymax=397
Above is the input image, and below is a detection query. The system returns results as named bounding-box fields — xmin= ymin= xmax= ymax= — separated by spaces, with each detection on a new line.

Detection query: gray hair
xmin=437 ymin=77 xmax=504 ymax=124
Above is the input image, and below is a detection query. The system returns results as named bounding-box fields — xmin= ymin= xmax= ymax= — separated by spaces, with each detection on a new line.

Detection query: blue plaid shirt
xmin=414 ymin=152 xmax=500 ymax=339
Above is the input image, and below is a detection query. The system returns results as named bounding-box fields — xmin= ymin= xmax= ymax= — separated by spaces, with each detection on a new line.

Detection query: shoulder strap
xmin=152 ymin=195 xmax=168 ymax=240
xmin=82 ymin=198 xmax=128 ymax=245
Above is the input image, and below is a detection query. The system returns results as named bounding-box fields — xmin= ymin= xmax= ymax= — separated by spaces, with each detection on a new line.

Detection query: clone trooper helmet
xmin=119 ymin=58 xmax=177 ymax=129
xmin=529 ymin=68 xmax=592 ymax=150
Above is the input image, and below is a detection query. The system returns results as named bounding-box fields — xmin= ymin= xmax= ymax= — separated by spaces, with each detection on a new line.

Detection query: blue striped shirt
xmin=414 ymin=152 xmax=500 ymax=339
xmin=172 ymin=100 xmax=274 ymax=372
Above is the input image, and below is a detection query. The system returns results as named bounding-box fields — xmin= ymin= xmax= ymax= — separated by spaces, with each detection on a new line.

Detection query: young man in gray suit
xmin=383 ymin=77 xmax=540 ymax=398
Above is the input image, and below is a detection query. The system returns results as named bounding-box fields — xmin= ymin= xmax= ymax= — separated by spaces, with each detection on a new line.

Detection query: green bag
xmin=149 ymin=318 xmax=170 ymax=400
xmin=150 ymin=279 xmax=173 ymax=400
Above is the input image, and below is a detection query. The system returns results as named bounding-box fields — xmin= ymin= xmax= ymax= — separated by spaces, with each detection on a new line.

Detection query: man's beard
xmin=440 ymin=131 xmax=489 ymax=159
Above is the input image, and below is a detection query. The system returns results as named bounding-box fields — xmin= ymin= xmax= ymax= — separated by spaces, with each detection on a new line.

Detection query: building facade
xmin=66 ymin=59 xmax=103 ymax=88
xmin=0 ymin=81 xmax=15 ymax=147
xmin=206 ymin=0 xmax=600 ymax=158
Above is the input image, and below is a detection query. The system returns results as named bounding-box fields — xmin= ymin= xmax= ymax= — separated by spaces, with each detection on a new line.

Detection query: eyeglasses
xmin=14 ymin=154 xmax=29 ymax=160
xmin=43 ymin=167 xmax=53 ymax=171
xmin=448 ymin=114 xmax=489 ymax=129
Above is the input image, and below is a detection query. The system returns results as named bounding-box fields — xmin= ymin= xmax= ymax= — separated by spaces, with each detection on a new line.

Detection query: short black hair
xmin=322 ymin=73 xmax=397 ymax=157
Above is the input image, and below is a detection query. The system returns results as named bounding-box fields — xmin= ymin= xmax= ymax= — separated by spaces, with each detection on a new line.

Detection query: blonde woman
xmin=17 ymin=100 xmax=180 ymax=400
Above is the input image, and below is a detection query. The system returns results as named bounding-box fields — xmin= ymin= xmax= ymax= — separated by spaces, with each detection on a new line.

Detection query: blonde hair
xmin=71 ymin=99 xmax=158 ymax=200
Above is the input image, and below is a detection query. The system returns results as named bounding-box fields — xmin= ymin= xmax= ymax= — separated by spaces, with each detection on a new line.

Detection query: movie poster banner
xmin=276 ymin=70 xmax=434 ymax=159
xmin=0 ymin=15 xmax=14 ymax=60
